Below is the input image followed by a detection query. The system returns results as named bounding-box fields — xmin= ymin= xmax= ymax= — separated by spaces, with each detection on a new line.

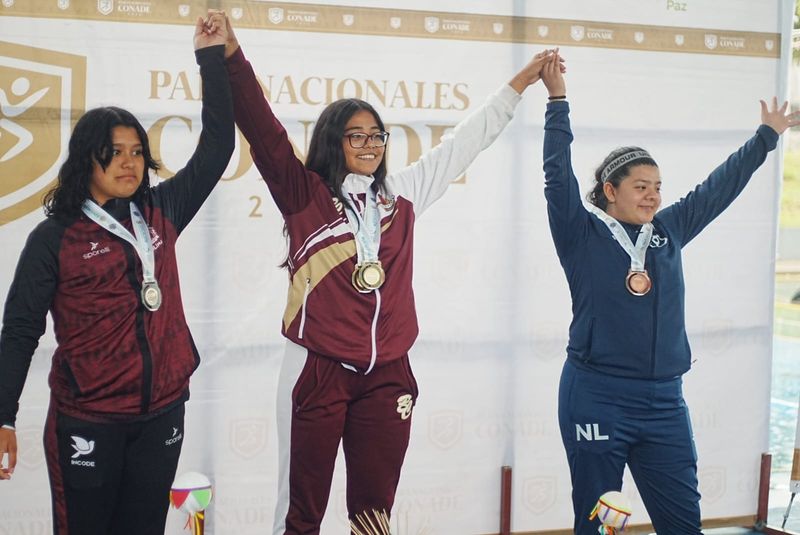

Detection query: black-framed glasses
xmin=343 ymin=131 xmax=390 ymax=148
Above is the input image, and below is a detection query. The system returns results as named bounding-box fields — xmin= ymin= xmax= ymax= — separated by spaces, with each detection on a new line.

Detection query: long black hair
xmin=306 ymin=98 xmax=388 ymax=205
xmin=587 ymin=146 xmax=658 ymax=211
xmin=43 ymin=106 xmax=160 ymax=218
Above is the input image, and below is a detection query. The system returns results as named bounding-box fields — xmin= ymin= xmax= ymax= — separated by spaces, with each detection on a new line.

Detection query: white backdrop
xmin=0 ymin=1 xmax=793 ymax=533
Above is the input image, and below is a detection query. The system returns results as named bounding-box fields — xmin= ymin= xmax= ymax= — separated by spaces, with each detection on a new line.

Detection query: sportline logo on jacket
xmin=0 ymin=41 xmax=86 ymax=225
xmin=82 ymin=241 xmax=111 ymax=260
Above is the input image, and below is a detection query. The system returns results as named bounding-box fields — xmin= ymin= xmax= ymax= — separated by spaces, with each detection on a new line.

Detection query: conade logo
xmin=0 ymin=41 xmax=85 ymax=225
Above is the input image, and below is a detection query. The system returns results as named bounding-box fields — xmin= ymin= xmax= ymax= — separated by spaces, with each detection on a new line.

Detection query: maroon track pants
xmin=274 ymin=343 xmax=419 ymax=534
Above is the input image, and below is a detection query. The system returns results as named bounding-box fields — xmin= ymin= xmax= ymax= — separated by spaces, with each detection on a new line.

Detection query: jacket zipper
xmin=120 ymin=237 xmax=154 ymax=413
xmin=365 ymin=288 xmax=382 ymax=374
xmin=649 ymin=255 xmax=658 ymax=378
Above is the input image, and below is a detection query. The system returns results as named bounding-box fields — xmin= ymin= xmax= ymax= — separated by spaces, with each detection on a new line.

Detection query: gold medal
xmin=352 ymin=262 xmax=385 ymax=293
xmin=625 ymin=270 xmax=652 ymax=296
xmin=141 ymin=281 xmax=162 ymax=311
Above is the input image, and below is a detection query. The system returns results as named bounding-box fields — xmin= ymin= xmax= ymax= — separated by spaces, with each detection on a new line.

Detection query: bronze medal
xmin=625 ymin=270 xmax=652 ymax=296
xmin=141 ymin=281 xmax=162 ymax=311
xmin=352 ymin=268 xmax=366 ymax=293
xmin=352 ymin=262 xmax=385 ymax=293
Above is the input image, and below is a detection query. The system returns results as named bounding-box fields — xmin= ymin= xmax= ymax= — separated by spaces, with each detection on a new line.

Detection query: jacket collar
xmin=342 ymin=173 xmax=374 ymax=195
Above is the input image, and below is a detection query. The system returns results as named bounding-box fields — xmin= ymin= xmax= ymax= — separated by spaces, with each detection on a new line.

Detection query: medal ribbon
xmin=81 ymin=200 xmax=157 ymax=285
xmin=342 ymin=181 xmax=383 ymax=374
xmin=343 ymin=186 xmax=381 ymax=264
xmin=587 ymin=205 xmax=653 ymax=271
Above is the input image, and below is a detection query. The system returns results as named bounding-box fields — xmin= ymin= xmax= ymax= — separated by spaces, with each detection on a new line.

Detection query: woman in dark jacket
xmin=539 ymin=51 xmax=798 ymax=534
xmin=0 ymin=13 xmax=234 ymax=535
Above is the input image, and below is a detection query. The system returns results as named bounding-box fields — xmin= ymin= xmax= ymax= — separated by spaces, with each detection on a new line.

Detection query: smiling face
xmin=603 ymin=164 xmax=662 ymax=224
xmin=341 ymin=109 xmax=386 ymax=177
xmin=89 ymin=126 xmax=145 ymax=205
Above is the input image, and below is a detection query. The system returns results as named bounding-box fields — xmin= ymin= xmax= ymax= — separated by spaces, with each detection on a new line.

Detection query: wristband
xmin=548 ymin=95 xmax=567 ymax=100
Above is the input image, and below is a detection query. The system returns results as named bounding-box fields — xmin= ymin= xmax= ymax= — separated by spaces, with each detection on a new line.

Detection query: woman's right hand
xmin=541 ymin=50 xmax=567 ymax=99
xmin=0 ymin=428 xmax=16 ymax=481
xmin=207 ymin=9 xmax=240 ymax=59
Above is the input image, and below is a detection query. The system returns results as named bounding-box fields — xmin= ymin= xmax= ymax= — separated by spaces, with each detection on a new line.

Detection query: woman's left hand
xmin=760 ymin=97 xmax=800 ymax=135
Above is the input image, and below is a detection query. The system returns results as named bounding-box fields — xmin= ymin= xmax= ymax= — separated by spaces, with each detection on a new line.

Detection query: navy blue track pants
xmin=558 ymin=360 xmax=702 ymax=534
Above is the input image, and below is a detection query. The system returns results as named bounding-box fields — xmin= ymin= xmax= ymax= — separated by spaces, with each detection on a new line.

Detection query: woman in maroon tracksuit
xmin=0 ymin=15 xmax=233 ymax=535
xmin=217 ymin=12 xmax=562 ymax=534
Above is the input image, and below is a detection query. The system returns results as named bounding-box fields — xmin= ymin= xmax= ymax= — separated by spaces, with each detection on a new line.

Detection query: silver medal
xmin=141 ymin=281 xmax=162 ymax=311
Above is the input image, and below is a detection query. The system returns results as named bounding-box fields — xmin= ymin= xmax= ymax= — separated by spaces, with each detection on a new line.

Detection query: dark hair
xmin=43 ymin=106 xmax=159 ymax=218
xmin=306 ymin=98 xmax=388 ymax=206
xmin=587 ymin=146 xmax=658 ymax=211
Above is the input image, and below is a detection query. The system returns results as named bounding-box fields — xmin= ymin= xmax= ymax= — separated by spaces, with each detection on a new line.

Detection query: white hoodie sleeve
xmin=386 ymin=83 xmax=521 ymax=216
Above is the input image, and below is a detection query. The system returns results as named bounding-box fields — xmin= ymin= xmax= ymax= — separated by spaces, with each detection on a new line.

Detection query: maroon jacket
xmin=0 ymin=46 xmax=234 ymax=426
xmin=226 ymin=47 xmax=519 ymax=371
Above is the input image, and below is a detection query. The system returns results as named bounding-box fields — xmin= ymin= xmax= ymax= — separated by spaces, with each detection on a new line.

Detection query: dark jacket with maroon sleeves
xmin=0 ymin=45 xmax=234 ymax=427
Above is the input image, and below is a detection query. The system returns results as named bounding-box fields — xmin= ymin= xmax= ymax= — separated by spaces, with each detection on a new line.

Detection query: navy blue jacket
xmin=543 ymin=100 xmax=778 ymax=379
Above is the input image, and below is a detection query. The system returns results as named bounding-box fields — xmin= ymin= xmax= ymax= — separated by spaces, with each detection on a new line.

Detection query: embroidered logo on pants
xmin=70 ymin=435 xmax=96 ymax=467
xmin=575 ymin=423 xmax=609 ymax=441
xmin=165 ymin=426 xmax=183 ymax=446
xmin=396 ymin=394 xmax=413 ymax=420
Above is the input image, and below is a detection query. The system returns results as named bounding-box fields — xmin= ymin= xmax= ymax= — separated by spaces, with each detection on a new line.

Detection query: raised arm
xmin=541 ymin=53 xmax=588 ymax=254
xmin=388 ymin=50 xmax=560 ymax=216
xmin=658 ymin=98 xmax=799 ymax=246
xmin=153 ymin=13 xmax=235 ymax=233
xmin=0 ymin=225 xmax=59 ymax=481
xmin=221 ymin=13 xmax=319 ymax=216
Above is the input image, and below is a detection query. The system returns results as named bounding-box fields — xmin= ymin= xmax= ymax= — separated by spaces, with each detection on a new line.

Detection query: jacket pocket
xmin=400 ymin=355 xmax=420 ymax=400
xmin=61 ymin=360 xmax=82 ymax=397
xmin=56 ymin=412 xmax=110 ymax=489
xmin=583 ymin=317 xmax=595 ymax=363
xmin=291 ymin=353 xmax=332 ymax=412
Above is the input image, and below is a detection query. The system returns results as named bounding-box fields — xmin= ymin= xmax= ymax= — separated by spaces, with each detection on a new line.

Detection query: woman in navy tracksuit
xmin=539 ymin=54 xmax=798 ymax=533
